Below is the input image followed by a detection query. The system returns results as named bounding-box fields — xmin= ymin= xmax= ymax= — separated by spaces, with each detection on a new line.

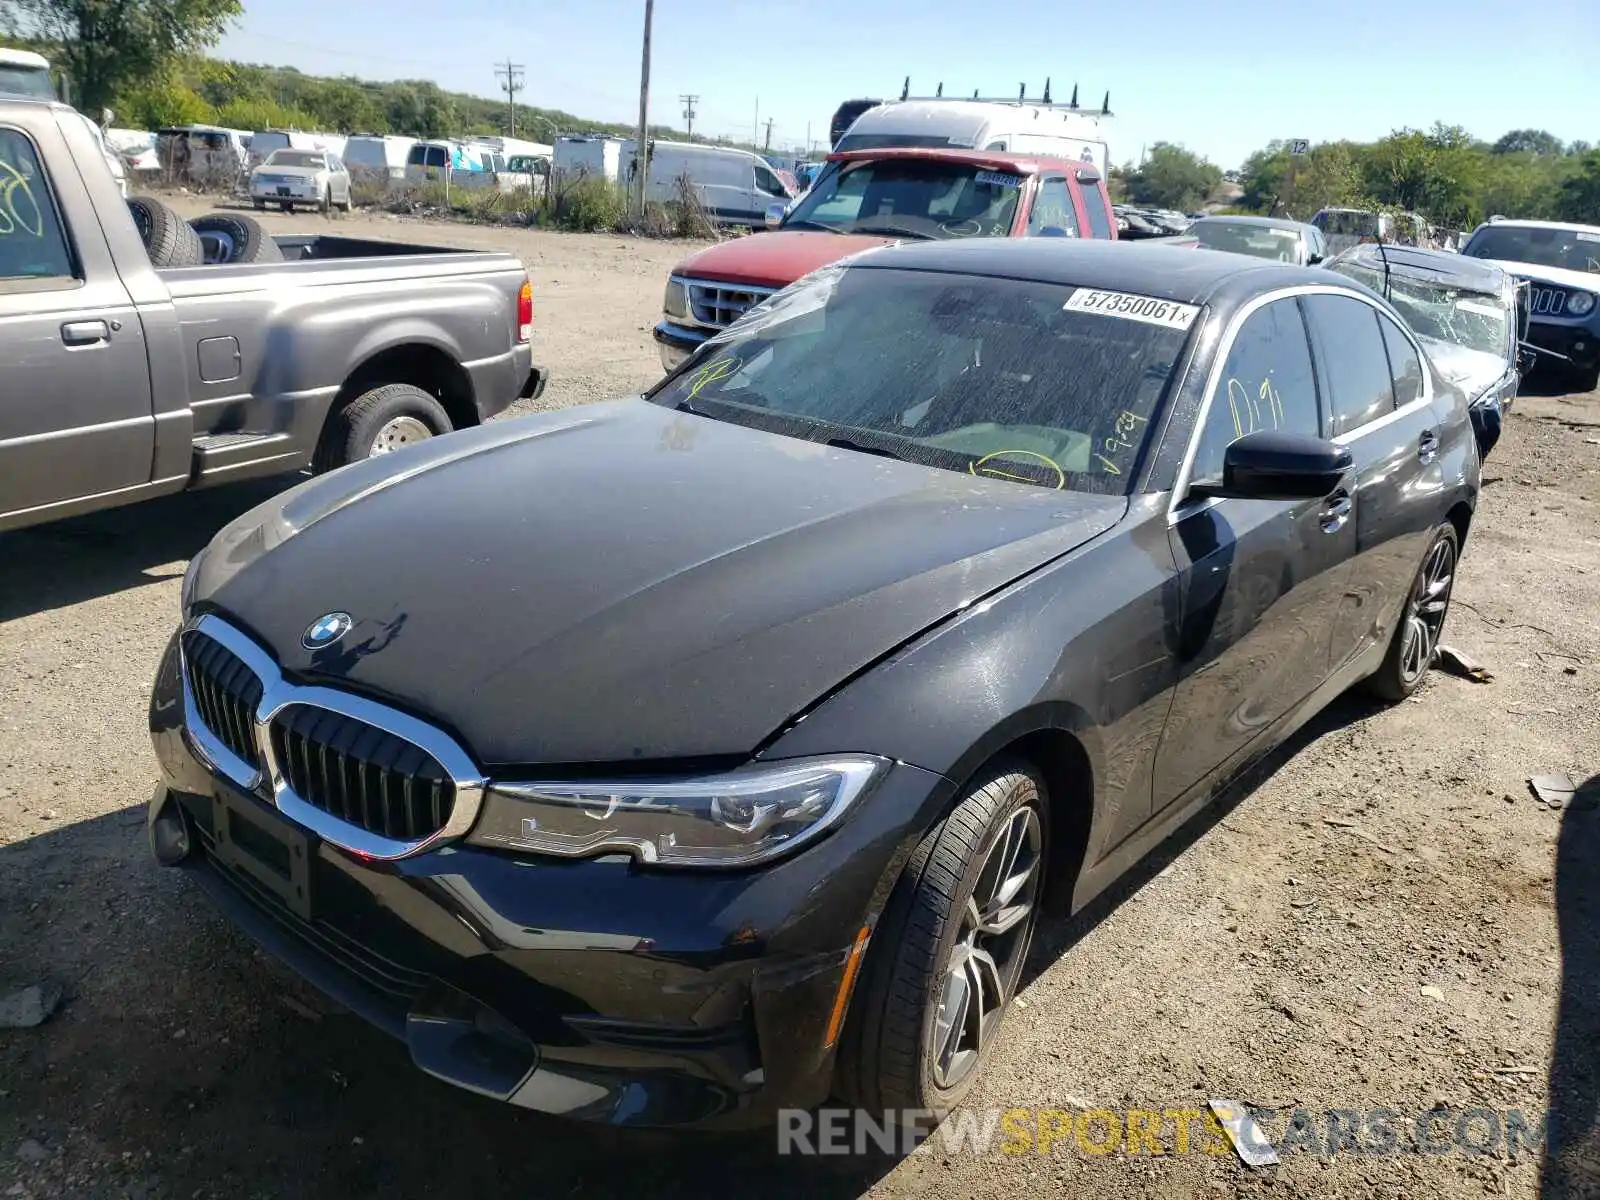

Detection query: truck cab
xmin=653 ymin=147 xmax=1117 ymax=370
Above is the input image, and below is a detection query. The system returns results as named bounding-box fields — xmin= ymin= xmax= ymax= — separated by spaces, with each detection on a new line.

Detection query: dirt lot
xmin=2 ymin=204 xmax=1598 ymax=1199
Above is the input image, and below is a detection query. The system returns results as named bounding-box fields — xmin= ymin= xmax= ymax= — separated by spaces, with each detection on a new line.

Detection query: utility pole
xmin=680 ymin=94 xmax=698 ymax=139
xmin=752 ymin=96 xmax=759 ymax=150
xmin=763 ymin=118 xmax=774 ymax=151
xmin=633 ymin=0 xmax=653 ymax=217
xmin=495 ymin=60 xmax=524 ymax=137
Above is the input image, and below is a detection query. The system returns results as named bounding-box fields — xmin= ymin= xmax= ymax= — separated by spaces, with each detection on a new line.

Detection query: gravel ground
xmin=2 ymin=204 xmax=1598 ymax=1199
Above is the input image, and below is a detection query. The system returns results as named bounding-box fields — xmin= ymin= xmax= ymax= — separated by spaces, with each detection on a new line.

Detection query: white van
xmin=834 ymin=98 xmax=1111 ymax=175
xmin=554 ymin=134 xmax=626 ymax=184
xmin=626 ymin=139 xmax=792 ymax=228
xmin=342 ymin=134 xmax=416 ymax=180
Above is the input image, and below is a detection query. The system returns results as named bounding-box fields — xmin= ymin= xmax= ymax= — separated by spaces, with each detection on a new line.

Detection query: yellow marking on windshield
xmin=969 ymin=450 xmax=1066 ymax=489
xmin=0 ymin=158 xmax=44 ymax=238
xmin=687 ymin=355 xmax=739 ymax=400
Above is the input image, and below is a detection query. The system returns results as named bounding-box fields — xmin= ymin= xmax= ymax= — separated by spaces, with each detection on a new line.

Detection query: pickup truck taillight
xmin=516 ymin=278 xmax=533 ymax=342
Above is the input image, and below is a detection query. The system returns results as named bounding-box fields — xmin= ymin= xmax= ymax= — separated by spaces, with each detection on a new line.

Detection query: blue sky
xmin=217 ymin=0 xmax=1600 ymax=169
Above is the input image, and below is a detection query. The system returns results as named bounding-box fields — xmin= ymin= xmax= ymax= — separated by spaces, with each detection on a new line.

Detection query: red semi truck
xmin=653 ymin=147 xmax=1118 ymax=370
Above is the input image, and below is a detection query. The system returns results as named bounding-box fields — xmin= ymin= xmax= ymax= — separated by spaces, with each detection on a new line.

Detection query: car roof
xmin=851 ymin=238 xmax=1332 ymax=306
xmin=1471 ymin=217 xmax=1600 ymax=235
xmin=1330 ymin=243 xmax=1509 ymax=291
xmin=1191 ymin=215 xmax=1312 ymax=233
xmin=826 ymin=146 xmax=1090 ymax=176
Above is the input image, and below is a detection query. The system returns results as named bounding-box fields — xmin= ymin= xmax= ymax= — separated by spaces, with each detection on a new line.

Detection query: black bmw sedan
xmin=149 ymin=239 xmax=1479 ymax=1129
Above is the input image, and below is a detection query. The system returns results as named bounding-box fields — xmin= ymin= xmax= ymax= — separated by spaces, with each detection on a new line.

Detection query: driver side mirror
xmin=1189 ymin=430 xmax=1352 ymax=501
xmin=764 ymin=203 xmax=786 ymax=230
xmin=1307 ymin=251 xmax=1324 ymax=265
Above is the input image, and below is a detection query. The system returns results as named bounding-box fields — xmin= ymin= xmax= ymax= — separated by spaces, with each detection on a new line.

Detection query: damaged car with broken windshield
xmin=1325 ymin=243 xmax=1527 ymax=460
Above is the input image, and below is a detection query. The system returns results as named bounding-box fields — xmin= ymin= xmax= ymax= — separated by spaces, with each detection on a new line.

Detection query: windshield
xmin=647 ymin=266 xmax=1195 ymax=495
xmin=833 ymin=133 xmax=959 ymax=153
xmin=266 ymin=150 xmax=325 ymax=169
xmin=1190 ymin=221 xmax=1303 ymax=262
xmin=1463 ymin=225 xmax=1600 ymax=274
xmin=786 ymin=159 xmax=1025 ymax=240
xmin=1332 ymin=261 xmax=1509 ymax=357
xmin=1314 ymin=210 xmax=1380 ymax=237
xmin=0 ymin=65 xmax=55 ymax=100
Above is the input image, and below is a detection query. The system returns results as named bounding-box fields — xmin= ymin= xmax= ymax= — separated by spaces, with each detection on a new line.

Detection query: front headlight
xmin=469 ymin=755 xmax=886 ymax=867
xmin=663 ymin=277 xmax=689 ymax=320
xmin=1567 ymin=291 xmax=1595 ymax=317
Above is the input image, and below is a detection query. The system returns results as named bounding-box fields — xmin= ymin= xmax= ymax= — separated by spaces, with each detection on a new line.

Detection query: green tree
xmin=1238 ymin=141 xmax=1290 ymax=213
xmin=1557 ymin=152 xmax=1600 ymax=223
xmin=116 ymin=76 xmax=209 ymax=127
xmin=3 ymin=0 xmax=241 ymax=113
xmin=1492 ymin=129 xmax=1565 ymax=157
xmin=1125 ymin=142 xmax=1221 ymax=211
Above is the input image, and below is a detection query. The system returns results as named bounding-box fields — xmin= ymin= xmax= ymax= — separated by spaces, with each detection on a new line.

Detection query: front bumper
xmin=652 ymin=320 xmax=712 ymax=373
xmin=148 ymin=633 xmax=950 ymax=1129
xmin=251 ymin=184 xmax=319 ymax=204
xmin=1526 ymin=317 xmax=1599 ymax=374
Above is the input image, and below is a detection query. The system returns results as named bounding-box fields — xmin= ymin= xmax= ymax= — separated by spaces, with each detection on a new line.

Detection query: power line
xmin=679 ymin=94 xmax=698 ymax=139
xmin=495 ymin=59 xmax=524 ymax=137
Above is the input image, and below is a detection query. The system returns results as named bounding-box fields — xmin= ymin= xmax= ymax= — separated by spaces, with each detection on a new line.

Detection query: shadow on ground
xmin=0 ymin=477 xmax=296 ymax=624
xmin=1542 ymin=771 xmax=1600 ymax=1198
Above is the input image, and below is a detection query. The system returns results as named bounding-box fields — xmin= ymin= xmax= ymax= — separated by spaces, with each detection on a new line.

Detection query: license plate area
xmin=212 ymin=786 xmax=315 ymax=921
xmin=277 ymin=186 xmax=291 ymax=197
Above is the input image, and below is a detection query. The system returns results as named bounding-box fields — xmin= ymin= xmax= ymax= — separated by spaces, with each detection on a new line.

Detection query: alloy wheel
xmin=1399 ymin=536 xmax=1456 ymax=684
xmin=928 ymin=804 xmax=1043 ymax=1090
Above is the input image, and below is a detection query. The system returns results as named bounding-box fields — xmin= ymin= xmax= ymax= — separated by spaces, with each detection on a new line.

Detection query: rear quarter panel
xmin=158 ymin=254 xmax=526 ymax=446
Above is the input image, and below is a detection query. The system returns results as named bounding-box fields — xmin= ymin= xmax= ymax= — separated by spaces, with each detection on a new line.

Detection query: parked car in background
xmin=249 ymin=128 xmax=346 ymax=167
xmin=626 ymin=139 xmax=793 ymax=228
xmin=1459 ymin=218 xmax=1600 ymax=393
xmin=500 ymin=154 xmax=552 ymax=195
xmin=1311 ymin=207 xmax=1395 ymax=257
xmin=834 ymin=95 xmax=1111 ymax=175
xmin=157 ymin=124 xmax=247 ymax=187
xmin=553 ymin=133 xmax=626 ymax=184
xmin=1186 ymin=215 xmax=1326 ymax=265
xmin=342 ymin=133 xmax=416 ymax=181
xmin=1326 ymin=243 xmax=1525 ymax=459
xmin=0 ymin=98 xmax=546 ymax=532
xmin=654 ymin=146 xmax=1118 ymax=370
xmin=405 ymin=138 xmax=495 ymax=190
xmin=1113 ymin=205 xmax=1192 ymax=240
xmin=250 ymin=148 xmax=353 ymax=212
xmin=149 ymin=238 xmax=1478 ymax=1130
xmin=829 ymin=97 xmax=884 ymax=148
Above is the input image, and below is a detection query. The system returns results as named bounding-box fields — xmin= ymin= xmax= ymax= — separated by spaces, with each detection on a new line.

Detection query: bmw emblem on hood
xmin=302 ymin=612 xmax=354 ymax=650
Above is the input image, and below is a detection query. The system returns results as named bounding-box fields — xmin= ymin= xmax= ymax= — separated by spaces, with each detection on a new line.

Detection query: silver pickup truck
xmin=0 ymin=98 xmax=547 ymax=533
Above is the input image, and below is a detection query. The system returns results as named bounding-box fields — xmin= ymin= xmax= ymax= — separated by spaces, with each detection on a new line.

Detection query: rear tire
xmin=1366 ymin=524 xmax=1459 ymax=701
xmin=189 ymin=213 xmax=282 ymax=264
xmin=314 ymin=383 xmax=452 ymax=473
xmin=126 ymin=196 xmax=204 ymax=267
xmin=834 ymin=759 xmax=1048 ymax=1116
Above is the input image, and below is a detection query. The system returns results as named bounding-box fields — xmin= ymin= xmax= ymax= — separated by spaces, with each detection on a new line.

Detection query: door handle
xmin=1418 ymin=429 xmax=1439 ymax=464
xmin=1319 ymin=490 xmax=1352 ymax=533
xmin=61 ymin=320 xmax=110 ymax=347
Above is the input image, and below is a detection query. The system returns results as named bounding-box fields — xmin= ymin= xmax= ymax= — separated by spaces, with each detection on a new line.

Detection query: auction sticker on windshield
xmin=974 ymin=171 xmax=1023 ymax=188
xmin=1064 ymin=288 xmax=1200 ymax=331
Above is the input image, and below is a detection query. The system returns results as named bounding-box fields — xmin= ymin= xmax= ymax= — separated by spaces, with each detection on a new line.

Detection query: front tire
xmin=835 ymin=760 xmax=1048 ymax=1115
xmin=313 ymin=383 xmax=451 ymax=473
xmin=1366 ymin=523 xmax=1459 ymax=700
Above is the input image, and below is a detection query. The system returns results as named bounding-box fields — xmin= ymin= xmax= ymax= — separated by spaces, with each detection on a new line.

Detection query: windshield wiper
xmin=782 ymin=218 xmax=845 ymax=234
xmin=825 ymin=436 xmax=910 ymax=461
xmin=850 ymin=223 xmax=936 ymax=241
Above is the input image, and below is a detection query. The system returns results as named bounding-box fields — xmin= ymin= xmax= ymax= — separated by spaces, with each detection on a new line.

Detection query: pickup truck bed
xmin=0 ymin=100 xmax=547 ymax=533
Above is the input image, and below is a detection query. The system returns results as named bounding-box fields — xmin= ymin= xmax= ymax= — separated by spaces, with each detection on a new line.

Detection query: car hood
xmin=1419 ymin=336 xmax=1508 ymax=399
xmin=672 ymin=230 xmax=894 ymax=288
xmin=195 ymin=400 xmax=1127 ymax=766
xmin=1481 ymin=258 xmax=1600 ymax=293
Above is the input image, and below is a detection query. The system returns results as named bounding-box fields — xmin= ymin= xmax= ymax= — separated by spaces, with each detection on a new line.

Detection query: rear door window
xmin=1378 ymin=311 xmax=1425 ymax=407
xmin=0 ymin=127 xmax=77 ymax=286
xmin=1303 ymin=294 xmax=1396 ymax=436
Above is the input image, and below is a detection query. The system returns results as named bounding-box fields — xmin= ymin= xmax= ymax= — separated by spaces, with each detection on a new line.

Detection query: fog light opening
xmin=823 ymin=924 xmax=873 ymax=1050
xmin=150 ymin=794 xmax=194 ymax=866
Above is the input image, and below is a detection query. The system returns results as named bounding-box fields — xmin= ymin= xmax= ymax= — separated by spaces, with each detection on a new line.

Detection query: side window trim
xmin=1169 ymin=284 xmax=1399 ymax=517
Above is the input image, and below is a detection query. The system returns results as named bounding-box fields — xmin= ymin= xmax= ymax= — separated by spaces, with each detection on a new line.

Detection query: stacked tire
xmin=125 ymin=196 xmax=282 ymax=267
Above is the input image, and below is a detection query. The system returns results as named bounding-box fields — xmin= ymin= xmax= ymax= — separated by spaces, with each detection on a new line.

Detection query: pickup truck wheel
xmin=189 ymin=213 xmax=283 ymax=265
xmin=317 ymin=383 xmax=452 ymax=471
xmin=126 ymin=196 xmax=204 ymax=268
xmin=833 ymin=759 xmax=1048 ymax=1115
